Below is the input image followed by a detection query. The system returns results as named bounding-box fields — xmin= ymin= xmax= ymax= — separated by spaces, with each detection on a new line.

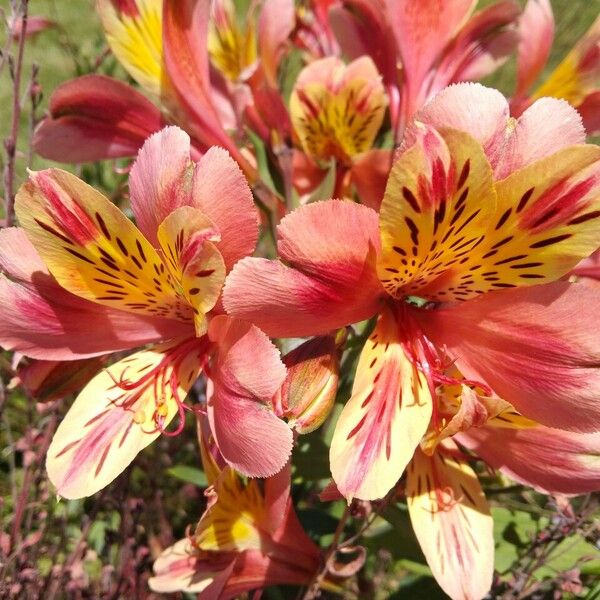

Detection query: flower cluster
xmin=3 ymin=0 xmax=600 ymax=598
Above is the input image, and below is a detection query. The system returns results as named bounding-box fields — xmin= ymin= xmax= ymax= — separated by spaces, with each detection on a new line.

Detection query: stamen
xmin=106 ymin=338 xmax=209 ymax=437
xmin=394 ymin=301 xmax=491 ymax=432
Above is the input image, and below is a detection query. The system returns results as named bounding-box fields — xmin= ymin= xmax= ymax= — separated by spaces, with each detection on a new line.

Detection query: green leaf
xmin=305 ymin=161 xmax=336 ymax=204
xmin=247 ymin=129 xmax=283 ymax=199
xmin=166 ymin=466 xmax=207 ymax=488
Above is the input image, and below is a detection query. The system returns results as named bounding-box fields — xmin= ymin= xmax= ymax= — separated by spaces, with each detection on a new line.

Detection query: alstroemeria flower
xmin=208 ymin=0 xmax=257 ymax=82
xmin=403 ymin=357 xmax=600 ymax=600
xmin=0 ymin=126 xmax=292 ymax=498
xmin=512 ymin=0 xmax=600 ymax=134
xmin=224 ymin=82 xmax=600 ymax=502
xmin=291 ymin=56 xmax=386 ymax=165
xmin=149 ymin=427 xmax=329 ymax=597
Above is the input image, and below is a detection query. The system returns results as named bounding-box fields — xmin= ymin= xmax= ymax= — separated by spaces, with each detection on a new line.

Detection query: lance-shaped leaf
xmin=406 ymin=442 xmax=494 ymax=600
xmin=330 ymin=307 xmax=432 ymax=501
xmin=47 ymin=338 xmax=207 ymax=498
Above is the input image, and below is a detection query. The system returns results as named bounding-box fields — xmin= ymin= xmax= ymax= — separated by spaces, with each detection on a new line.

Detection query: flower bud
xmin=280 ymin=334 xmax=342 ymax=434
xmin=18 ymin=358 xmax=104 ymax=402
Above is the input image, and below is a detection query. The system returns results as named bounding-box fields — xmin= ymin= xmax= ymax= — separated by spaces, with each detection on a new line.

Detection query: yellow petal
xmin=16 ymin=169 xmax=200 ymax=324
xmin=407 ymin=442 xmax=494 ymax=600
xmin=290 ymin=56 xmax=386 ymax=164
xmin=533 ymin=15 xmax=600 ymax=105
xmin=46 ymin=339 xmax=205 ymax=498
xmin=377 ymin=126 xmax=497 ymax=301
xmin=207 ymin=0 xmax=257 ymax=81
xmin=453 ymin=144 xmax=600 ymax=294
xmin=195 ymin=466 xmax=267 ymax=552
xmin=157 ymin=206 xmax=226 ymax=335
xmin=330 ymin=306 xmax=432 ymax=501
xmin=97 ymin=0 xmax=163 ymax=96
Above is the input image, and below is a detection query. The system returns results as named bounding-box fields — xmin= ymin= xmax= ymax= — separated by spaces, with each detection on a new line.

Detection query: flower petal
xmin=191 ymin=146 xmax=258 ymax=269
xmin=406 ymin=442 xmax=494 ymax=600
xmin=459 ymin=424 xmax=600 ymax=494
xmin=157 ymin=207 xmax=226 ymax=334
xmin=207 ymin=316 xmax=292 ymax=478
xmin=196 ymin=466 xmax=267 ymax=552
xmin=46 ymin=339 xmax=206 ymax=498
xmin=377 ymin=126 xmax=497 ymax=301
xmin=434 ymin=1 xmax=519 ymax=85
xmin=223 ymin=200 xmax=383 ymax=337
xmin=149 ymin=539 xmax=223 ymax=594
xmin=416 ymin=83 xmax=585 ymax=178
xmin=515 ymin=0 xmax=554 ymax=97
xmin=16 ymin=169 xmax=197 ymax=323
xmin=290 ymin=56 xmax=386 ymax=163
xmin=257 ymin=0 xmax=295 ymax=88
xmin=0 ymin=228 xmax=191 ymax=360
xmin=533 ymin=13 xmax=600 ymax=105
xmin=386 ymin=0 xmax=476 ymax=118
xmin=453 ymin=144 xmax=600 ymax=293
xmin=330 ymin=307 xmax=432 ymax=501
xmin=97 ymin=0 xmax=162 ymax=96
xmin=418 ymin=282 xmax=600 ymax=431
xmin=33 ymin=75 xmax=165 ymax=163
xmin=129 ymin=129 xmax=258 ymax=268
xmin=350 ymin=148 xmax=392 ymax=211
xmin=162 ymin=0 xmax=253 ymax=176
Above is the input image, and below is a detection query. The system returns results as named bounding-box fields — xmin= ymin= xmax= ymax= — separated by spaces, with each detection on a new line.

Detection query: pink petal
xmin=207 ymin=316 xmax=292 ymax=478
xmin=130 ymin=128 xmax=258 ymax=268
xmin=258 ymin=0 xmax=295 ymax=87
xmin=129 ymin=127 xmax=196 ymax=245
xmin=493 ymin=96 xmax=586 ymax=179
xmin=350 ymin=149 xmax=393 ymax=211
xmin=434 ymin=1 xmax=520 ymax=86
xmin=191 ymin=146 xmax=258 ymax=270
xmin=418 ymin=281 xmax=600 ymax=432
xmin=416 ymin=83 xmax=585 ymax=178
xmin=515 ymin=0 xmax=554 ymax=97
xmin=33 ymin=75 xmax=165 ymax=163
xmin=223 ymin=200 xmax=384 ymax=337
xmin=162 ymin=0 xmax=254 ymax=178
xmin=459 ymin=424 xmax=600 ymax=494
xmin=0 ymin=228 xmax=191 ymax=359
xmin=386 ymin=0 xmax=476 ymax=119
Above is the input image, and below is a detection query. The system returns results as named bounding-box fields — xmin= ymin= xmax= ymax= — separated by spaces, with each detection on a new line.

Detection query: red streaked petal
xmin=46 ymin=339 xmax=206 ymax=498
xmin=0 ymin=228 xmax=191 ymax=359
xmin=406 ymin=442 xmax=494 ymax=600
xmin=459 ymin=424 xmax=600 ymax=495
xmin=330 ymin=307 xmax=432 ymax=501
xmin=33 ymin=75 xmax=164 ymax=163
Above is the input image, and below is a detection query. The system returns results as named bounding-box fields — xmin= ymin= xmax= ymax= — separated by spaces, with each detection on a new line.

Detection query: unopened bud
xmin=280 ymin=334 xmax=342 ymax=434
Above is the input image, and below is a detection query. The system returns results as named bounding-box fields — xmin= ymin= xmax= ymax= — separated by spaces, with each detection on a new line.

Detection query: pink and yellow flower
xmin=223 ymin=83 xmax=600 ymax=597
xmin=0 ymin=126 xmax=292 ymax=498
xmin=149 ymin=430 xmax=329 ymax=597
